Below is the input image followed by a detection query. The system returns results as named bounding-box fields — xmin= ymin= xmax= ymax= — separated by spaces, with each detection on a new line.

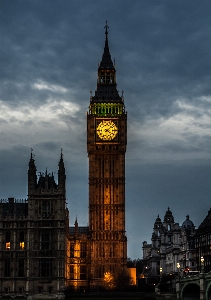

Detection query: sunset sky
xmin=1 ymin=0 xmax=211 ymax=259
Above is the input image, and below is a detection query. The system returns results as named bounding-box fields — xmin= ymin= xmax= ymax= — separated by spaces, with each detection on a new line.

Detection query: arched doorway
xmin=182 ymin=283 xmax=200 ymax=300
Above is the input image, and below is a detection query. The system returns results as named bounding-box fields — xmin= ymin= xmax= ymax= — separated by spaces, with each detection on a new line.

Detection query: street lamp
xmin=201 ymin=256 xmax=204 ymax=273
xmin=177 ymin=263 xmax=180 ymax=278
xmin=160 ymin=267 xmax=162 ymax=280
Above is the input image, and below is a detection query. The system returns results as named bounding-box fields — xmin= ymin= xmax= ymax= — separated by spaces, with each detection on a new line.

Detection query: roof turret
xmin=58 ymin=148 xmax=65 ymax=172
xmin=182 ymin=215 xmax=194 ymax=231
xmin=154 ymin=215 xmax=162 ymax=229
xmin=163 ymin=207 xmax=174 ymax=223
xmin=28 ymin=149 xmax=36 ymax=171
xmin=155 ymin=215 xmax=161 ymax=222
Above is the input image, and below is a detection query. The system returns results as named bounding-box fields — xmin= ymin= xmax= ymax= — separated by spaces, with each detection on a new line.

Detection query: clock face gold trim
xmin=96 ymin=120 xmax=118 ymax=141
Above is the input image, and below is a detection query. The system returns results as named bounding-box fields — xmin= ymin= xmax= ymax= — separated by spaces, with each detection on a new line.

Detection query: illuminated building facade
xmin=87 ymin=22 xmax=127 ymax=289
xmin=65 ymin=220 xmax=90 ymax=291
xmin=66 ymin=22 xmax=127 ymax=292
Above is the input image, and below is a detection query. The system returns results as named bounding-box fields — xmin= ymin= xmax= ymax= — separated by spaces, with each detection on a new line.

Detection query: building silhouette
xmin=195 ymin=208 xmax=211 ymax=273
xmin=0 ymin=153 xmax=67 ymax=295
xmin=142 ymin=208 xmax=196 ymax=283
xmin=0 ymin=23 xmax=128 ymax=296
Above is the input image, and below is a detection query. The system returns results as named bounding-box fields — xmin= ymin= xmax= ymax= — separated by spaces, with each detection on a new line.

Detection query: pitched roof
xmin=197 ymin=208 xmax=211 ymax=235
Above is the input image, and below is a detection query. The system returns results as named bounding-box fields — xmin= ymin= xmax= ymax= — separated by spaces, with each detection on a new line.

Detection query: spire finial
xmin=75 ymin=216 xmax=78 ymax=233
xmin=104 ymin=20 xmax=109 ymax=40
xmin=60 ymin=148 xmax=63 ymax=159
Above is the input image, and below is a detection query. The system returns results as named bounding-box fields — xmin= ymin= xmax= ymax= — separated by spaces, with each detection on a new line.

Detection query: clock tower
xmin=87 ymin=22 xmax=127 ymax=287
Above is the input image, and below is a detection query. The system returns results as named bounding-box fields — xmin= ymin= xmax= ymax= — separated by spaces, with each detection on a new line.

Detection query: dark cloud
xmin=1 ymin=0 xmax=211 ymax=258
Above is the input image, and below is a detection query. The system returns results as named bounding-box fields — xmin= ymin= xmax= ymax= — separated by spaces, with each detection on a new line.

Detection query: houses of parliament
xmin=0 ymin=23 xmax=128 ymax=296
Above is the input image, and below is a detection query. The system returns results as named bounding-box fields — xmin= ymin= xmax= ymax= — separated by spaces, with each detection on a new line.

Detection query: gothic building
xmin=0 ymin=23 xmax=127 ymax=296
xmin=0 ymin=152 xmax=67 ymax=296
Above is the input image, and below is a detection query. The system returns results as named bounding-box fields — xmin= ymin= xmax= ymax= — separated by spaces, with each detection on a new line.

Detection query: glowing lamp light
xmin=177 ymin=263 xmax=180 ymax=269
xmin=201 ymin=256 xmax=205 ymax=273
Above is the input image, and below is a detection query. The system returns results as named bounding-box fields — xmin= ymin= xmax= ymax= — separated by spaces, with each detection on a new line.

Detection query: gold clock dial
xmin=96 ymin=120 xmax=118 ymax=140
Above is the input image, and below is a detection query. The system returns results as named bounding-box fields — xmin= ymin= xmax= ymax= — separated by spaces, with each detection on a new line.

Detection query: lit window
xmin=20 ymin=242 xmax=24 ymax=250
xmin=5 ymin=232 xmax=10 ymax=250
xmin=19 ymin=232 xmax=24 ymax=250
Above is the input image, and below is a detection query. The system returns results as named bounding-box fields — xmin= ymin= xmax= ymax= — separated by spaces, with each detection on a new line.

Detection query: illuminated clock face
xmin=96 ymin=120 xmax=118 ymax=140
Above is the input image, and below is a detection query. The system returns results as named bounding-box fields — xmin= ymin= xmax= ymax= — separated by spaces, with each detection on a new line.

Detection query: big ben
xmin=87 ymin=22 xmax=127 ymax=287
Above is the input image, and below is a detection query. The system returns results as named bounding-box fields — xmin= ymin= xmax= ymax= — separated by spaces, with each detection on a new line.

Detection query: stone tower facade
xmin=0 ymin=152 xmax=67 ymax=296
xmin=27 ymin=152 xmax=67 ymax=294
xmin=87 ymin=22 xmax=127 ymax=288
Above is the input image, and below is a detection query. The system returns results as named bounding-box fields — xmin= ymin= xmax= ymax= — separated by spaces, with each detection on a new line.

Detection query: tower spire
xmin=58 ymin=149 xmax=65 ymax=191
xmin=99 ymin=21 xmax=114 ymax=71
xmin=104 ymin=20 xmax=109 ymax=41
xmin=90 ymin=22 xmax=123 ymax=104
xmin=28 ymin=150 xmax=37 ymax=194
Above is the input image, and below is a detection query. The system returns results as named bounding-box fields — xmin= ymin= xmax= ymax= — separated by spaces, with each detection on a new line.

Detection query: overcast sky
xmin=1 ymin=0 xmax=211 ymax=259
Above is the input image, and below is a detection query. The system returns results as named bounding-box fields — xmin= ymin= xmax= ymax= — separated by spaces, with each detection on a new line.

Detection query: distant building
xmin=142 ymin=208 xmax=196 ymax=281
xmin=180 ymin=215 xmax=196 ymax=273
xmin=195 ymin=208 xmax=211 ymax=273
